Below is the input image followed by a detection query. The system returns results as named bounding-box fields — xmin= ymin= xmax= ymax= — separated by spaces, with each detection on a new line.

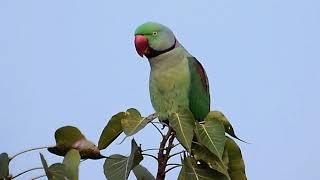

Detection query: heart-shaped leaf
xmin=206 ymin=111 xmax=247 ymax=143
xmin=40 ymin=153 xmax=72 ymax=180
xmin=169 ymin=109 xmax=195 ymax=152
xmin=0 ymin=153 xmax=9 ymax=179
xmin=121 ymin=108 xmax=152 ymax=136
xmin=48 ymin=126 xmax=103 ymax=159
xmin=179 ymin=157 xmax=228 ymax=180
xmin=192 ymin=143 xmax=229 ymax=179
xmin=63 ymin=149 xmax=81 ymax=180
xmin=104 ymin=139 xmax=143 ymax=180
xmin=195 ymin=119 xmax=226 ymax=159
xmin=132 ymin=164 xmax=155 ymax=180
xmin=98 ymin=112 xmax=125 ymax=150
xmin=224 ymin=138 xmax=247 ymax=180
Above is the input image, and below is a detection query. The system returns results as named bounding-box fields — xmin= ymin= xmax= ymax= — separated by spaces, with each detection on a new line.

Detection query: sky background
xmin=1 ymin=0 xmax=319 ymax=179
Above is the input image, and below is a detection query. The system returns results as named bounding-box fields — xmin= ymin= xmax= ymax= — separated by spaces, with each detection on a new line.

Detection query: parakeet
xmin=134 ymin=22 xmax=210 ymax=121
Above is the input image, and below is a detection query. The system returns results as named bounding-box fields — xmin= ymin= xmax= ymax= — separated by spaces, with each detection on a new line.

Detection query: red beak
xmin=134 ymin=35 xmax=148 ymax=57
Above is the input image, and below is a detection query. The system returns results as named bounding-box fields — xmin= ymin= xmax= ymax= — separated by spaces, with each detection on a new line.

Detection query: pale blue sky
xmin=1 ymin=0 xmax=319 ymax=179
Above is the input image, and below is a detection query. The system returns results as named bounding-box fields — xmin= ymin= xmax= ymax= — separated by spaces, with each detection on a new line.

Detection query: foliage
xmin=0 ymin=108 xmax=247 ymax=180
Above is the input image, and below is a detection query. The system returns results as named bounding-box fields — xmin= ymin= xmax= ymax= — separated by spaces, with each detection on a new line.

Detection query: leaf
xmin=192 ymin=143 xmax=229 ymax=179
xmin=63 ymin=149 xmax=81 ymax=180
xmin=206 ymin=111 xmax=247 ymax=143
xmin=48 ymin=163 xmax=71 ymax=180
xmin=195 ymin=119 xmax=226 ymax=159
xmin=104 ymin=139 xmax=143 ymax=180
xmin=40 ymin=153 xmax=50 ymax=176
xmin=98 ymin=112 xmax=125 ymax=150
xmin=133 ymin=164 xmax=155 ymax=180
xmin=121 ymin=108 xmax=152 ymax=136
xmin=224 ymin=138 xmax=247 ymax=180
xmin=169 ymin=109 xmax=195 ymax=152
xmin=48 ymin=126 xmax=103 ymax=159
xmin=179 ymin=157 xmax=228 ymax=180
xmin=40 ymin=153 xmax=72 ymax=180
xmin=0 ymin=153 xmax=9 ymax=179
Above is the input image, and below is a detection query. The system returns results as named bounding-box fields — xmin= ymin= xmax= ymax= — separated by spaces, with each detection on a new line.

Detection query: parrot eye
xmin=152 ymin=31 xmax=158 ymax=36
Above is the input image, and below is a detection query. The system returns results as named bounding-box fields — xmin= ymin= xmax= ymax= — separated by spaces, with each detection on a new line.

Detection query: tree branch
xmin=156 ymin=126 xmax=176 ymax=180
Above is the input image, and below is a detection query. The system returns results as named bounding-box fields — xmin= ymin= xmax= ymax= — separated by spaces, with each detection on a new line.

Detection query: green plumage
xmin=149 ymin=47 xmax=210 ymax=121
xmin=134 ymin=22 xmax=210 ymax=121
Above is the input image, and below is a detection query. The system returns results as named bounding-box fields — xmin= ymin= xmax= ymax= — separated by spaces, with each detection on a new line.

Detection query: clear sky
xmin=1 ymin=0 xmax=319 ymax=179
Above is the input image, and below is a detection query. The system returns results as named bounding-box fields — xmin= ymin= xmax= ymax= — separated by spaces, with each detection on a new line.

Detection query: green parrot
xmin=134 ymin=22 xmax=210 ymax=121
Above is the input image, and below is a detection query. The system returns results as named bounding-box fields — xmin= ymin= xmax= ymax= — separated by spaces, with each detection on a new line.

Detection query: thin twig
xmin=10 ymin=146 xmax=53 ymax=161
xmin=166 ymin=163 xmax=182 ymax=166
xmin=31 ymin=174 xmax=46 ymax=180
xmin=142 ymin=148 xmax=165 ymax=152
xmin=171 ymin=143 xmax=181 ymax=149
xmin=12 ymin=167 xmax=43 ymax=179
xmin=151 ymin=122 xmax=164 ymax=137
xmin=141 ymin=153 xmax=158 ymax=161
xmin=152 ymin=121 xmax=168 ymax=127
xmin=168 ymin=151 xmax=185 ymax=159
xmin=164 ymin=165 xmax=182 ymax=174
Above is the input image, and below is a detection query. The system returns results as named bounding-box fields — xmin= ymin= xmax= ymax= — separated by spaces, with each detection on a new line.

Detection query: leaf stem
xmin=12 ymin=167 xmax=44 ymax=179
xmin=167 ymin=163 xmax=182 ymax=166
xmin=168 ymin=151 xmax=185 ymax=159
xmin=141 ymin=153 xmax=158 ymax=161
xmin=142 ymin=148 xmax=164 ymax=152
xmin=31 ymin=174 xmax=46 ymax=180
xmin=10 ymin=146 xmax=53 ymax=161
xmin=164 ymin=165 xmax=182 ymax=174
xmin=151 ymin=122 xmax=164 ymax=137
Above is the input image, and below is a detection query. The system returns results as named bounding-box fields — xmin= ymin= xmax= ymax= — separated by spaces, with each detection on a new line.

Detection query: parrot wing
xmin=187 ymin=57 xmax=210 ymax=121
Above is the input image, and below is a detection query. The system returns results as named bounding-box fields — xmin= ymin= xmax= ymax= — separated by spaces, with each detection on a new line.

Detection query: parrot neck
xmin=148 ymin=46 xmax=189 ymax=70
xmin=146 ymin=39 xmax=178 ymax=59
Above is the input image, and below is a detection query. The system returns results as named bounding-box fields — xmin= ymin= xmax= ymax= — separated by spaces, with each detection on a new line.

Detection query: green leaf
xmin=195 ymin=119 xmax=226 ymax=159
xmin=98 ymin=112 xmax=125 ymax=150
xmin=169 ymin=109 xmax=195 ymax=152
xmin=0 ymin=153 xmax=9 ymax=179
xmin=40 ymin=153 xmax=72 ymax=180
xmin=192 ymin=143 xmax=229 ymax=179
xmin=133 ymin=164 xmax=155 ymax=180
xmin=206 ymin=111 xmax=247 ymax=143
xmin=121 ymin=108 xmax=152 ymax=136
xmin=48 ymin=126 xmax=103 ymax=159
xmin=224 ymin=138 xmax=247 ymax=180
xmin=40 ymin=153 xmax=50 ymax=176
xmin=179 ymin=157 xmax=228 ymax=180
xmin=104 ymin=139 xmax=143 ymax=180
xmin=48 ymin=163 xmax=71 ymax=180
xmin=63 ymin=149 xmax=81 ymax=180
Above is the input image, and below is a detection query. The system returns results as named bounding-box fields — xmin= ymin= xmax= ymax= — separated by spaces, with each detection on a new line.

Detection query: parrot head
xmin=134 ymin=22 xmax=177 ymax=58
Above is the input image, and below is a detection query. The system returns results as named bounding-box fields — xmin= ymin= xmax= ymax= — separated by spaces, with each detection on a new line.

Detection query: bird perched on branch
xmin=134 ymin=22 xmax=210 ymax=122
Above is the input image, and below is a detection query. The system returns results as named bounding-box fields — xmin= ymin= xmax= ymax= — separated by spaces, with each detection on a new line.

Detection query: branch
xmin=10 ymin=146 xmax=53 ymax=161
xmin=156 ymin=126 xmax=176 ymax=180
xmin=12 ymin=167 xmax=43 ymax=179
